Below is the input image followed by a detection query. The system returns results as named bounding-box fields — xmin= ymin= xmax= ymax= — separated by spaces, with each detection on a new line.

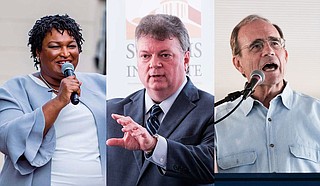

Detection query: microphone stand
xmin=214 ymin=91 xmax=244 ymax=124
xmin=215 ymin=71 xmax=263 ymax=124
xmin=214 ymin=89 xmax=248 ymax=125
xmin=214 ymin=91 xmax=243 ymax=107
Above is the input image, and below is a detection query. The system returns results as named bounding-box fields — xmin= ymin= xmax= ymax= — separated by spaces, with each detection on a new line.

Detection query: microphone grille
xmin=61 ymin=62 xmax=74 ymax=73
xmin=251 ymin=70 xmax=265 ymax=83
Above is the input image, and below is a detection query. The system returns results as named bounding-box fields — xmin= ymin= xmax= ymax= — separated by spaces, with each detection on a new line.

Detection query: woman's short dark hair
xmin=28 ymin=14 xmax=84 ymax=69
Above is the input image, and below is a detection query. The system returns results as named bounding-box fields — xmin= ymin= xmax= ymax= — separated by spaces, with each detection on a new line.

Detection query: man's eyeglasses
xmin=237 ymin=37 xmax=285 ymax=55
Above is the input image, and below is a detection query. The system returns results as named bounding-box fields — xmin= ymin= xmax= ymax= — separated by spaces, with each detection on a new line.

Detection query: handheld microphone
xmin=61 ymin=62 xmax=80 ymax=105
xmin=242 ymin=70 xmax=265 ymax=100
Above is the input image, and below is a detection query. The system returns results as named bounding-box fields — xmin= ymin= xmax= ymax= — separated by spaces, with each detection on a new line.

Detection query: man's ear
xmin=284 ymin=48 xmax=289 ymax=64
xmin=183 ymin=51 xmax=190 ymax=73
xmin=232 ymin=56 xmax=246 ymax=77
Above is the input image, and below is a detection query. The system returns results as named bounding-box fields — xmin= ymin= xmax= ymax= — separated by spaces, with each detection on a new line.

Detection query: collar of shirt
xmin=145 ymin=77 xmax=188 ymax=122
xmin=243 ymin=81 xmax=293 ymax=116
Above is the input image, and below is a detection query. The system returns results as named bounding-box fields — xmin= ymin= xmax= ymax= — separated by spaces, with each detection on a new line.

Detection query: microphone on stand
xmin=242 ymin=70 xmax=265 ymax=100
xmin=61 ymin=62 xmax=80 ymax=105
xmin=214 ymin=70 xmax=265 ymax=124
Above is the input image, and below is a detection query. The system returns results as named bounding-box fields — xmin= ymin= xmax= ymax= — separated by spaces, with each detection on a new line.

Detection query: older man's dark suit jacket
xmin=107 ymin=78 xmax=214 ymax=186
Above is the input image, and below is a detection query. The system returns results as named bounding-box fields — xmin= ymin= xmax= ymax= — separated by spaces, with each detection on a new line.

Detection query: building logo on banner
xmin=126 ymin=0 xmax=201 ymax=39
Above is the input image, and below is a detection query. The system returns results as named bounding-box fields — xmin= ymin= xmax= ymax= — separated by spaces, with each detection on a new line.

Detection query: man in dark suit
xmin=107 ymin=14 xmax=214 ymax=186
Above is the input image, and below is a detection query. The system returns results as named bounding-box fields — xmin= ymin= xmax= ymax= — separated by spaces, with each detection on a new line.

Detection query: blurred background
xmin=0 ymin=0 xmax=106 ymax=170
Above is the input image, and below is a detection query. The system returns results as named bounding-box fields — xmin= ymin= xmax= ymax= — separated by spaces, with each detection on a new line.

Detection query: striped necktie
xmin=146 ymin=105 xmax=162 ymax=136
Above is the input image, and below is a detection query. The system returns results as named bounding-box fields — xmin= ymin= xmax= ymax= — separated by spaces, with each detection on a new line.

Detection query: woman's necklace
xmin=39 ymin=73 xmax=59 ymax=93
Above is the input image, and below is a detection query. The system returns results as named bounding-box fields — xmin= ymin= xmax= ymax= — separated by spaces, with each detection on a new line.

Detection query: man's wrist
xmin=145 ymin=134 xmax=159 ymax=155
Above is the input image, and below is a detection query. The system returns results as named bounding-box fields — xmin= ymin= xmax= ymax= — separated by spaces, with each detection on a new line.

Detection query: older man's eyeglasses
xmin=238 ymin=37 xmax=285 ymax=55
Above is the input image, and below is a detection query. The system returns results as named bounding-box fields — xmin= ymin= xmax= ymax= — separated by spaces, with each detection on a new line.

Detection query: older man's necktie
xmin=146 ymin=104 xmax=162 ymax=136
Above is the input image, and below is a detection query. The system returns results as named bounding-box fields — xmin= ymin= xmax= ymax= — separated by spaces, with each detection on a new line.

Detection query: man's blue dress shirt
xmin=215 ymin=83 xmax=320 ymax=173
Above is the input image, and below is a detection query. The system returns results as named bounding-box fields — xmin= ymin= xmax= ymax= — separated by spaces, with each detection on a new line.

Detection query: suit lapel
xmin=137 ymin=79 xmax=200 ymax=183
xmin=158 ymin=79 xmax=199 ymax=138
xmin=124 ymin=90 xmax=146 ymax=170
